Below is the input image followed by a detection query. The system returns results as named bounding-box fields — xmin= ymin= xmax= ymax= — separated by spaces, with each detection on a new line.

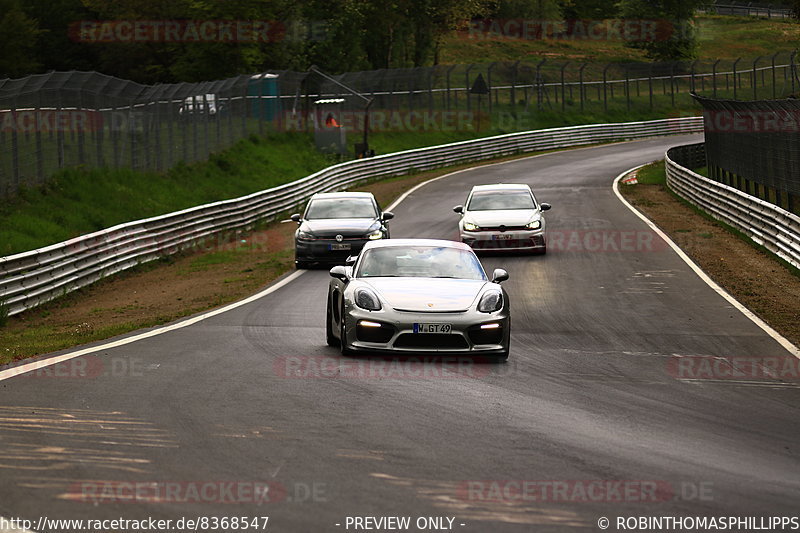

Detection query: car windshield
xmin=356 ymin=246 xmax=487 ymax=280
xmin=467 ymin=190 xmax=535 ymax=211
xmin=305 ymin=198 xmax=378 ymax=219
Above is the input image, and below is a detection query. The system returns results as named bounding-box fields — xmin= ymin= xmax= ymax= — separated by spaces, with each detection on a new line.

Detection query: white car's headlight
xmin=463 ymin=221 xmax=479 ymax=231
xmin=526 ymin=219 xmax=542 ymax=230
xmin=354 ymin=287 xmax=382 ymax=311
xmin=477 ymin=290 xmax=503 ymax=313
xmin=367 ymin=229 xmax=383 ymax=240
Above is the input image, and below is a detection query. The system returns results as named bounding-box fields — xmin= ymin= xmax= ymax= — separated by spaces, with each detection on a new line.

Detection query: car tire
xmin=326 ymin=291 xmax=338 ymax=347
xmin=340 ymin=304 xmax=355 ymax=356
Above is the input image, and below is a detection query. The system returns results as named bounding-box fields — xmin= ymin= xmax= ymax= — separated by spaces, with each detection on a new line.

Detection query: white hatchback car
xmin=454 ymin=183 xmax=551 ymax=253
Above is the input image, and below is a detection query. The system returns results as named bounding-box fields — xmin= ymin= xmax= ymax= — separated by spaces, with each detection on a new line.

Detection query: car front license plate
xmin=329 ymin=243 xmax=351 ymax=250
xmin=492 ymin=234 xmax=514 ymax=240
xmin=413 ymin=323 xmax=452 ymax=334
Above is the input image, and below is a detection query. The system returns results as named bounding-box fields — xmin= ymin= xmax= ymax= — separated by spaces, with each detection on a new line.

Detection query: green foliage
xmin=0 ymin=0 xmax=42 ymax=77
xmin=618 ymin=0 xmax=706 ymax=61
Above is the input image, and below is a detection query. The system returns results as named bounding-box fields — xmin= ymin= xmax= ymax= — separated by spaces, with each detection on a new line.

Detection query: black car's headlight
xmin=354 ymin=288 xmax=382 ymax=311
xmin=297 ymin=230 xmax=315 ymax=240
xmin=477 ymin=290 xmax=503 ymax=313
xmin=367 ymin=229 xmax=383 ymax=240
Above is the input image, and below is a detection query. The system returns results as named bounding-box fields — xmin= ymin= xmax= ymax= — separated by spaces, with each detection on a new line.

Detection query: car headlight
xmin=354 ymin=287 xmax=382 ymax=311
xmin=477 ymin=290 xmax=503 ymax=313
xmin=367 ymin=229 xmax=383 ymax=240
xmin=526 ymin=219 xmax=542 ymax=230
xmin=297 ymin=230 xmax=315 ymax=240
xmin=463 ymin=221 xmax=479 ymax=231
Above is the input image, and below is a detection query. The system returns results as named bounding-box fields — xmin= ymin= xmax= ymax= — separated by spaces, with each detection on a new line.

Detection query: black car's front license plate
xmin=329 ymin=243 xmax=351 ymax=250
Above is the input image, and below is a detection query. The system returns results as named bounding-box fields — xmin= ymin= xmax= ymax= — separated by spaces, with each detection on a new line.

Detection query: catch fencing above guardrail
xmin=0 ymin=116 xmax=702 ymax=317
xmin=666 ymin=143 xmax=800 ymax=269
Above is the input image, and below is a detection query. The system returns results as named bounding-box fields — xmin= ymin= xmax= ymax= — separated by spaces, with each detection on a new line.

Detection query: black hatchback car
xmin=290 ymin=192 xmax=394 ymax=268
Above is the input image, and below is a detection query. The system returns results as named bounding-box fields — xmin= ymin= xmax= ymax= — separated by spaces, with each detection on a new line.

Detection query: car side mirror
xmin=290 ymin=213 xmax=301 ymax=223
xmin=330 ymin=265 xmax=349 ymax=281
xmin=453 ymin=205 xmax=463 ymax=214
xmin=491 ymin=268 xmax=509 ymax=283
xmin=540 ymin=203 xmax=551 ymax=211
xmin=382 ymin=211 xmax=394 ymax=221
xmin=345 ymin=255 xmax=357 ymax=265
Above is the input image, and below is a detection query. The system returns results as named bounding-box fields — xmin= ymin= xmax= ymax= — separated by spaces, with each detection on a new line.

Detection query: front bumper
xmin=342 ymin=306 xmax=510 ymax=355
xmin=295 ymin=238 xmax=369 ymax=264
xmin=461 ymin=229 xmax=545 ymax=252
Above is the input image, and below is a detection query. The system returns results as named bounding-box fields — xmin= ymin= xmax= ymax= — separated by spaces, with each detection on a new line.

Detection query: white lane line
xmin=613 ymin=165 xmax=800 ymax=359
xmin=0 ymin=270 xmax=306 ymax=382
xmin=0 ymin=137 xmax=699 ymax=382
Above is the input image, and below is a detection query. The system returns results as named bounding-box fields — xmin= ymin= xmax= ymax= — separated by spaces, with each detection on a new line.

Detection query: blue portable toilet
xmin=248 ymin=73 xmax=280 ymax=120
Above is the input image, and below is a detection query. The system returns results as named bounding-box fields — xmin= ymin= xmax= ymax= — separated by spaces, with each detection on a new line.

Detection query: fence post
xmin=771 ymin=51 xmax=779 ymax=99
xmin=561 ymin=62 xmax=569 ymax=111
xmin=732 ymin=57 xmax=741 ymax=99
xmin=487 ymin=63 xmax=496 ymax=115
xmin=510 ymin=60 xmax=519 ymax=111
xmin=624 ymin=64 xmax=630 ymax=111
xmin=648 ymin=64 xmax=653 ymax=109
xmin=11 ymin=96 xmax=20 ymax=194
xmin=579 ymin=63 xmax=586 ymax=111
xmin=791 ymin=51 xmax=797 ymax=94
xmin=690 ymin=60 xmax=698 ymax=92
xmin=752 ymin=56 xmax=761 ymax=100
xmin=536 ymin=59 xmax=546 ymax=111
xmin=669 ymin=63 xmax=675 ymax=106
xmin=35 ymin=92 xmax=44 ymax=183
xmin=712 ymin=59 xmax=720 ymax=98
xmin=602 ymin=64 xmax=610 ymax=112
xmin=465 ymin=64 xmax=474 ymax=112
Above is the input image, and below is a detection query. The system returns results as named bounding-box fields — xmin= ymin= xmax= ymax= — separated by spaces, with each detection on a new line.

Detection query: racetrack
xmin=2 ymin=133 xmax=799 ymax=532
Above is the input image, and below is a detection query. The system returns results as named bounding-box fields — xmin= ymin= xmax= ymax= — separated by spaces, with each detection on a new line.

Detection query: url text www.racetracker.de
xmin=597 ymin=516 xmax=799 ymax=531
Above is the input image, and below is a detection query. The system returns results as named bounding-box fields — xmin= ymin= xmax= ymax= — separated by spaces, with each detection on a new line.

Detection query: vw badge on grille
xmin=335 ymin=234 xmax=344 ymax=242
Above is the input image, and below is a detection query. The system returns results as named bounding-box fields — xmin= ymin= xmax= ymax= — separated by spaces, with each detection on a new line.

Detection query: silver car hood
xmin=363 ymin=278 xmax=488 ymax=312
xmin=466 ymin=209 xmax=538 ymax=227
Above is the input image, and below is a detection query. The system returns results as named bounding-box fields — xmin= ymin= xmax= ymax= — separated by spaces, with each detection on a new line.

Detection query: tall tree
xmin=618 ymin=0 xmax=706 ymax=62
xmin=0 ymin=0 xmax=41 ymax=78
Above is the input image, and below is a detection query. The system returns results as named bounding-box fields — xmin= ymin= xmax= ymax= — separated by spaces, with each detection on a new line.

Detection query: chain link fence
xmin=1 ymin=52 xmax=797 ymax=198
xmin=693 ymin=93 xmax=800 ymax=214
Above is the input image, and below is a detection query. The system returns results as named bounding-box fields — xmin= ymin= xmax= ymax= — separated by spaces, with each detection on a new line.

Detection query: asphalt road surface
xmin=2 ymin=134 xmax=799 ymax=533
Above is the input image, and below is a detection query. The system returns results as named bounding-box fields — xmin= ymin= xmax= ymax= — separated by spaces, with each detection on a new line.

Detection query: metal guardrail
xmin=0 ymin=117 xmax=702 ymax=316
xmin=666 ymin=143 xmax=800 ymax=269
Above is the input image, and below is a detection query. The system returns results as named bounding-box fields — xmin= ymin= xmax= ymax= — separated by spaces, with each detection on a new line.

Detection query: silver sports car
xmin=327 ymin=239 xmax=510 ymax=360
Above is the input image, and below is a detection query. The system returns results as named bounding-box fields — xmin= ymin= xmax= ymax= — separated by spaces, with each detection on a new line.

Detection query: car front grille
xmin=393 ymin=333 xmax=469 ymax=350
